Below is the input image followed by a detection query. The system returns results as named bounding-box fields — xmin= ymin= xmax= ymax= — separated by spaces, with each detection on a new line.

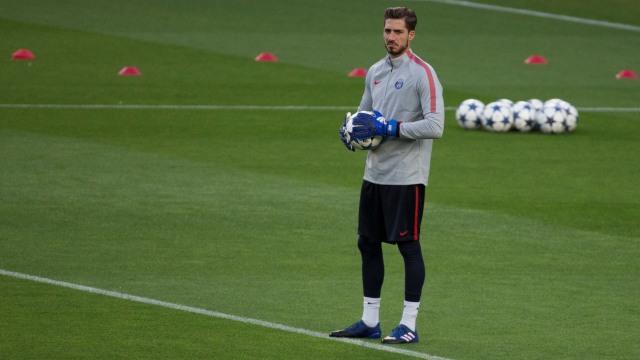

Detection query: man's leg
xmin=330 ymin=181 xmax=387 ymax=339
xmin=329 ymin=235 xmax=384 ymax=338
xmin=398 ymin=240 xmax=424 ymax=331
xmin=358 ymin=235 xmax=385 ymax=299
xmin=381 ymin=240 xmax=424 ymax=344
xmin=398 ymin=240 xmax=425 ymax=303
xmin=358 ymin=235 xmax=384 ymax=327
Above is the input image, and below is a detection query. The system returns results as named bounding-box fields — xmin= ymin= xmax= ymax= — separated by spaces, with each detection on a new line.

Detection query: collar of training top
xmin=385 ymin=51 xmax=411 ymax=68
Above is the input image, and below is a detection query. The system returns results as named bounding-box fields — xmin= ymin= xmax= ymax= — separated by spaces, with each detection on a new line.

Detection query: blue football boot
xmin=381 ymin=324 xmax=418 ymax=344
xmin=329 ymin=320 xmax=381 ymax=339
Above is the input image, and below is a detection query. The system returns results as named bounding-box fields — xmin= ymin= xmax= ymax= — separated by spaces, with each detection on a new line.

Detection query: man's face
xmin=384 ymin=18 xmax=415 ymax=58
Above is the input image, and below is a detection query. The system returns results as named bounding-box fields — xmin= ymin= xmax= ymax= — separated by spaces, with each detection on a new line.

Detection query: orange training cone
xmin=12 ymin=49 xmax=35 ymax=60
xmin=255 ymin=52 xmax=278 ymax=62
xmin=616 ymin=70 xmax=637 ymax=79
xmin=348 ymin=68 xmax=367 ymax=77
xmin=524 ymin=55 xmax=547 ymax=64
xmin=118 ymin=66 xmax=142 ymax=76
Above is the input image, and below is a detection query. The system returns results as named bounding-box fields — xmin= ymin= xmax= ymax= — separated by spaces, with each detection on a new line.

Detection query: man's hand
xmin=372 ymin=110 xmax=400 ymax=138
xmin=339 ymin=112 xmax=355 ymax=152
xmin=350 ymin=111 xmax=378 ymax=141
xmin=351 ymin=111 xmax=400 ymax=139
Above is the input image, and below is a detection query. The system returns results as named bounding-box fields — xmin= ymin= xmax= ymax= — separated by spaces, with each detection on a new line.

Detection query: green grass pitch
xmin=1 ymin=1 xmax=639 ymax=359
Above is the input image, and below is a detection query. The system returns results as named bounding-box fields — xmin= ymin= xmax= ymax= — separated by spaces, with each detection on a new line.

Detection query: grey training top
xmin=357 ymin=49 xmax=445 ymax=186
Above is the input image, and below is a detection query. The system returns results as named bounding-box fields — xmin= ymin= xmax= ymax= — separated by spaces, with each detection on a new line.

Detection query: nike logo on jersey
xmin=374 ymin=81 xmax=381 ymax=85
xmin=400 ymin=231 xmax=408 ymax=236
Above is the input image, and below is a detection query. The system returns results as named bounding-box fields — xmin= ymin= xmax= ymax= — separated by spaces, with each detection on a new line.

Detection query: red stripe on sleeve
xmin=408 ymin=50 xmax=437 ymax=113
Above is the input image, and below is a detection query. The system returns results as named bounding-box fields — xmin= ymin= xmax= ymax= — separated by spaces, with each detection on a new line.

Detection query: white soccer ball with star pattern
xmin=455 ymin=99 xmax=485 ymax=130
xmin=536 ymin=103 xmax=568 ymax=134
xmin=481 ymin=101 xmax=513 ymax=132
xmin=544 ymin=98 xmax=579 ymax=132
xmin=528 ymin=99 xmax=544 ymax=113
xmin=563 ymin=103 xmax=579 ymax=132
xmin=511 ymin=101 xmax=537 ymax=132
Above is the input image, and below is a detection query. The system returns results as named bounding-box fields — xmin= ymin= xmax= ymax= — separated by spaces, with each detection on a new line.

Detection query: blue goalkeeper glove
xmin=372 ymin=110 xmax=401 ymax=137
xmin=351 ymin=111 xmax=400 ymax=140
xmin=339 ymin=112 xmax=355 ymax=152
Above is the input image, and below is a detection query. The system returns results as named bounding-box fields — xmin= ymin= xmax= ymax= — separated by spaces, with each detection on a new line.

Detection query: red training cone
xmin=255 ymin=52 xmax=278 ymax=62
xmin=616 ymin=70 xmax=637 ymax=79
xmin=118 ymin=66 xmax=142 ymax=76
xmin=12 ymin=49 xmax=35 ymax=60
xmin=348 ymin=68 xmax=367 ymax=77
xmin=524 ymin=55 xmax=548 ymax=64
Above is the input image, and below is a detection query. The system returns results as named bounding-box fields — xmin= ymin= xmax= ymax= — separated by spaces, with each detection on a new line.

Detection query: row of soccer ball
xmin=456 ymin=98 xmax=579 ymax=133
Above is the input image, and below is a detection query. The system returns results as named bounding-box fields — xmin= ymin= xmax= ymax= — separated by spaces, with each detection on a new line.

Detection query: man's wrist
xmin=387 ymin=120 xmax=401 ymax=137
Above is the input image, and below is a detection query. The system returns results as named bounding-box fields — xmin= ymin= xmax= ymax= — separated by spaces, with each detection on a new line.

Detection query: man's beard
xmin=386 ymin=42 xmax=408 ymax=56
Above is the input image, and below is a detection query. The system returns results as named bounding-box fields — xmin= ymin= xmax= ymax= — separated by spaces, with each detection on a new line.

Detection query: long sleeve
xmin=399 ymin=61 xmax=444 ymax=140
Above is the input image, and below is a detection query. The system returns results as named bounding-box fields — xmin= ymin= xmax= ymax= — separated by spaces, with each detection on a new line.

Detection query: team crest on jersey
xmin=394 ymin=79 xmax=404 ymax=90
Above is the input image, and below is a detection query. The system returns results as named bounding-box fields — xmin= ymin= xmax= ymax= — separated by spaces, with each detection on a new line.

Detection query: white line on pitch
xmin=1 ymin=104 xmax=639 ymax=112
xmin=0 ymin=269 xmax=452 ymax=360
xmin=577 ymin=107 xmax=640 ymax=112
xmin=411 ymin=0 xmax=640 ymax=32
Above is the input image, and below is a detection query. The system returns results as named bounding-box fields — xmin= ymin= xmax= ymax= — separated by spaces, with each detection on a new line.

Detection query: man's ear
xmin=408 ymin=30 xmax=416 ymax=41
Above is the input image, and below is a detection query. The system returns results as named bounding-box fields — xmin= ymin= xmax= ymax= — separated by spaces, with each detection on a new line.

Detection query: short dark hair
xmin=384 ymin=7 xmax=417 ymax=31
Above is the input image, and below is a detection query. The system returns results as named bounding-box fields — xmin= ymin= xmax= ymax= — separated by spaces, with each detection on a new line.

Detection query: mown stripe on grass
xmin=0 ymin=104 xmax=354 ymax=111
xmin=413 ymin=0 xmax=640 ymax=32
xmin=0 ymin=269 xmax=453 ymax=360
xmin=1 ymin=104 xmax=639 ymax=112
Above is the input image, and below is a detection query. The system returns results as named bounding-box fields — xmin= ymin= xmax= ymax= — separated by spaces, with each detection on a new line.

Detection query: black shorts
xmin=358 ymin=180 xmax=426 ymax=243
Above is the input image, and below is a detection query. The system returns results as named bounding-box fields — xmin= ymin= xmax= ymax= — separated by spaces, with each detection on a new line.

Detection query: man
xmin=331 ymin=7 xmax=444 ymax=344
